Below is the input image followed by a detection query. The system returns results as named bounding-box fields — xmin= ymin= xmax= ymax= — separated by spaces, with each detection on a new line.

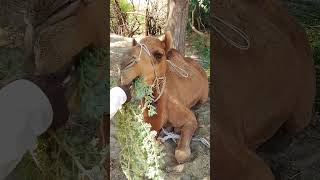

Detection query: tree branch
xmin=190 ymin=6 xmax=207 ymax=37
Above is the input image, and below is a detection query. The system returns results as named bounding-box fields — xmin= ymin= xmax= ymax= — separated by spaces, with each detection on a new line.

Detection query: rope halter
xmin=212 ymin=14 xmax=250 ymax=50
xmin=121 ymin=40 xmax=189 ymax=102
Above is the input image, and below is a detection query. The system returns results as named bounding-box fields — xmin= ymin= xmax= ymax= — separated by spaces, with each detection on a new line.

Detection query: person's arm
xmin=0 ymin=75 xmax=69 ymax=180
xmin=110 ymin=84 xmax=131 ymax=119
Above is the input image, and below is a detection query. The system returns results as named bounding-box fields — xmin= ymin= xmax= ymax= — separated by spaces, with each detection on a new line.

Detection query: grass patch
xmin=281 ymin=0 xmax=320 ymax=65
xmin=185 ymin=32 xmax=210 ymax=78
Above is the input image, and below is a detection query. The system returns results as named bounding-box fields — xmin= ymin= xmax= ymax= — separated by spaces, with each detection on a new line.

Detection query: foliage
xmin=110 ymin=0 xmax=144 ymax=36
xmin=281 ymin=0 xmax=320 ymax=65
xmin=113 ymin=76 xmax=165 ymax=180
xmin=188 ymin=0 xmax=210 ymax=32
xmin=110 ymin=0 xmax=168 ymax=36
xmin=0 ymin=47 xmax=24 ymax=84
xmin=77 ymin=46 xmax=107 ymax=120
xmin=133 ymin=77 xmax=157 ymax=117
xmin=186 ymin=0 xmax=210 ymax=79
xmin=115 ymin=103 xmax=165 ymax=180
xmin=145 ymin=0 xmax=168 ymax=36
xmin=185 ymin=32 xmax=210 ymax=78
xmin=3 ymin=46 xmax=108 ymax=180
xmin=118 ymin=0 xmax=134 ymax=12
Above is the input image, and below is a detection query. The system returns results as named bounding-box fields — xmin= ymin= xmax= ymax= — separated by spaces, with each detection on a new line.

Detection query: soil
xmin=258 ymin=1 xmax=320 ymax=179
xmin=109 ymin=33 xmax=210 ymax=180
xmin=258 ymin=113 xmax=320 ymax=180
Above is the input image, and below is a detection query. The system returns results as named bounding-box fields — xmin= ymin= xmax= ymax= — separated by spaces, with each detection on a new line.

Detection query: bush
xmin=114 ymin=77 xmax=165 ymax=180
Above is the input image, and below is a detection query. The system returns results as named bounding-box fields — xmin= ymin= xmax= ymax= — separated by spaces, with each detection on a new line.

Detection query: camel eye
xmin=153 ymin=51 xmax=163 ymax=60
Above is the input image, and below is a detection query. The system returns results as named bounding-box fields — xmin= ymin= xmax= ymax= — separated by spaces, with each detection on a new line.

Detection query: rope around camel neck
xmin=212 ymin=14 xmax=250 ymax=50
xmin=131 ymin=43 xmax=210 ymax=149
xmin=122 ymin=41 xmax=189 ymax=102
xmin=138 ymin=41 xmax=166 ymax=102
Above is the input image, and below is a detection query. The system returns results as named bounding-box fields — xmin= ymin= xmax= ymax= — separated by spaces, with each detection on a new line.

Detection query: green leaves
xmin=133 ymin=77 xmax=157 ymax=117
xmin=115 ymin=104 xmax=165 ymax=180
xmin=0 ymin=47 xmax=24 ymax=83
xmin=114 ymin=77 xmax=165 ymax=179
xmin=77 ymin=47 xmax=107 ymax=120
xmin=133 ymin=76 xmax=147 ymax=99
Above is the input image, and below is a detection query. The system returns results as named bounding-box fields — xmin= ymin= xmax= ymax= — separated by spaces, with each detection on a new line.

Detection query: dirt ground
xmin=258 ymin=113 xmax=320 ymax=180
xmin=109 ymin=33 xmax=210 ymax=180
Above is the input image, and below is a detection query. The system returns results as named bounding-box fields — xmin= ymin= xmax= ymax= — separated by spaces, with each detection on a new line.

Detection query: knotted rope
xmin=166 ymin=60 xmax=189 ymax=78
xmin=121 ymin=41 xmax=189 ymax=102
xmin=212 ymin=14 xmax=250 ymax=50
xmin=158 ymin=128 xmax=210 ymax=148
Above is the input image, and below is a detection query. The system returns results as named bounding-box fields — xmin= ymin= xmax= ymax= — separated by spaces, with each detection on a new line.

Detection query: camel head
xmin=119 ymin=31 xmax=173 ymax=86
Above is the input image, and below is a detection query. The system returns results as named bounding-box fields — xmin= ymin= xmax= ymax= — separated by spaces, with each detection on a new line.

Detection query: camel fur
xmin=24 ymin=0 xmax=106 ymax=78
xmin=120 ymin=31 xmax=209 ymax=163
xmin=212 ymin=0 xmax=316 ymax=179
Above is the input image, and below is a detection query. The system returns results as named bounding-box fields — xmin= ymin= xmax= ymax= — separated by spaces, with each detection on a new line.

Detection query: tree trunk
xmin=166 ymin=0 xmax=189 ymax=56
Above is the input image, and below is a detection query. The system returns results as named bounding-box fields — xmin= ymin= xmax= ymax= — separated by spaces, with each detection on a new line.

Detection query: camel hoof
xmin=175 ymin=148 xmax=191 ymax=163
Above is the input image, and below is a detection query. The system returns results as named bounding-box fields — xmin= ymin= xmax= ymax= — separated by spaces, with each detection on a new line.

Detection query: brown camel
xmin=24 ymin=0 xmax=106 ymax=78
xmin=213 ymin=0 xmax=315 ymax=179
xmin=119 ymin=31 xmax=209 ymax=163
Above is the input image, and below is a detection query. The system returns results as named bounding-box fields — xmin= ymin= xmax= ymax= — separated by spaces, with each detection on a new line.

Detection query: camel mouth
xmin=119 ymin=73 xmax=137 ymax=86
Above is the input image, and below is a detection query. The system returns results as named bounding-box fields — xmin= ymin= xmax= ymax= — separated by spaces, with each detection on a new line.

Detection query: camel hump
xmin=167 ymin=48 xmax=183 ymax=60
xmin=167 ymin=48 xmax=207 ymax=79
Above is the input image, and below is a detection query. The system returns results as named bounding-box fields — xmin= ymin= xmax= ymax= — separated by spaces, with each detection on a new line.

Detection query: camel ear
xmin=160 ymin=31 xmax=173 ymax=50
xmin=132 ymin=39 xmax=137 ymax=46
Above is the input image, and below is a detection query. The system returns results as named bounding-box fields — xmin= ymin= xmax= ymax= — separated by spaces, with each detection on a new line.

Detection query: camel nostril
xmin=120 ymin=59 xmax=130 ymax=70
xmin=120 ymin=57 xmax=136 ymax=70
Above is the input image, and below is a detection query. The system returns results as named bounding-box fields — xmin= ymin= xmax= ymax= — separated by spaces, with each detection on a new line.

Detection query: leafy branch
xmin=133 ymin=77 xmax=157 ymax=117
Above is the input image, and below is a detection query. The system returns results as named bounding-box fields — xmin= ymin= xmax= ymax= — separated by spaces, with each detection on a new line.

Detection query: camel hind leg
xmin=214 ymin=130 xmax=275 ymax=180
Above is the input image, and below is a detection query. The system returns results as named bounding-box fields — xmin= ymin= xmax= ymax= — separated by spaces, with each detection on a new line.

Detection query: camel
xmin=213 ymin=0 xmax=315 ymax=179
xmin=119 ymin=31 xmax=209 ymax=163
xmin=24 ymin=0 xmax=106 ymax=78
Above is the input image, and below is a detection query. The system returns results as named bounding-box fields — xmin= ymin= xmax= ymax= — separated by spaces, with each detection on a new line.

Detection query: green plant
xmin=114 ymin=77 xmax=165 ymax=180
xmin=188 ymin=0 xmax=210 ymax=32
xmin=0 ymin=47 xmax=24 ymax=84
xmin=77 ymin=47 xmax=107 ymax=120
xmin=185 ymin=32 xmax=210 ymax=78
xmin=115 ymin=103 xmax=165 ymax=180
xmin=133 ymin=77 xmax=157 ymax=117
xmin=281 ymin=0 xmax=320 ymax=65
xmin=7 ymin=46 xmax=108 ymax=180
xmin=118 ymin=0 xmax=133 ymax=12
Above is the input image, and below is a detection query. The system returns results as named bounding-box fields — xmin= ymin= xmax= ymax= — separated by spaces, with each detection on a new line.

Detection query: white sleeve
xmin=110 ymin=87 xmax=127 ymax=119
xmin=0 ymin=80 xmax=53 ymax=180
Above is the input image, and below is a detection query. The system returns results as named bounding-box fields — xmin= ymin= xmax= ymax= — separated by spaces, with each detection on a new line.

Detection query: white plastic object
xmin=0 ymin=79 xmax=53 ymax=180
xmin=110 ymin=86 xmax=127 ymax=119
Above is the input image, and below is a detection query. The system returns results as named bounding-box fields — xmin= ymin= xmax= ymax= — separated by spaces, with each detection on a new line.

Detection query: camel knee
xmin=174 ymin=116 xmax=198 ymax=163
